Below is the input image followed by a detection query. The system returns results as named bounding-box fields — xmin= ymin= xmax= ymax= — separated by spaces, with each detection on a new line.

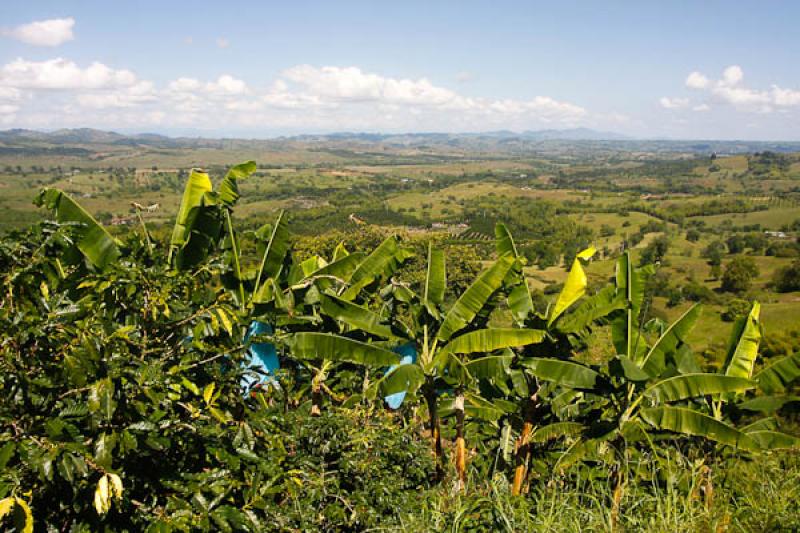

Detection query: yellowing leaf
xmin=548 ymin=247 xmax=596 ymax=326
xmin=108 ymin=473 xmax=123 ymax=500
xmin=0 ymin=498 xmax=14 ymax=521
xmin=15 ymin=497 xmax=33 ymax=533
xmin=203 ymin=383 xmax=216 ymax=405
xmin=94 ymin=474 xmax=111 ymax=515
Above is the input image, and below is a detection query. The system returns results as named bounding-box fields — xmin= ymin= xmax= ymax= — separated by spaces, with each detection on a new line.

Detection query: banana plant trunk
xmin=311 ymin=375 xmax=322 ymax=417
xmin=424 ymin=388 xmax=444 ymax=480
xmin=454 ymin=391 xmax=466 ymax=490
xmin=512 ymin=392 xmax=538 ymax=495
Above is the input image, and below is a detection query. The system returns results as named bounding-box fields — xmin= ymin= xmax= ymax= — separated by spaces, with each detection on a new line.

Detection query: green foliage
xmin=721 ymin=255 xmax=760 ymax=293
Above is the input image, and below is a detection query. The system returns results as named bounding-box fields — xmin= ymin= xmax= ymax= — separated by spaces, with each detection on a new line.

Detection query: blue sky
xmin=1 ymin=1 xmax=799 ymax=139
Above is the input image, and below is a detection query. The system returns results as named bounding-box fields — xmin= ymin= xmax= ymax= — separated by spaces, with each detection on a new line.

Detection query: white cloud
xmin=3 ymin=17 xmax=75 ymax=47
xmin=216 ymin=37 xmax=229 ymax=49
xmin=0 ymin=59 xmax=589 ymax=133
xmin=685 ymin=71 xmax=709 ymax=89
xmin=206 ymin=74 xmax=247 ymax=95
xmin=692 ymin=104 xmax=710 ymax=112
xmin=771 ymin=86 xmax=800 ymax=107
xmin=683 ymin=65 xmax=800 ymax=113
xmin=76 ymin=81 xmax=157 ymax=109
xmin=721 ymin=65 xmax=743 ymax=86
xmin=0 ymin=58 xmax=137 ymax=89
xmin=659 ymin=97 xmax=689 ymax=109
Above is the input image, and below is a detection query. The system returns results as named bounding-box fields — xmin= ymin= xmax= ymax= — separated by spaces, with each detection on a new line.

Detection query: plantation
xmin=1 ymin=161 xmax=799 ymax=532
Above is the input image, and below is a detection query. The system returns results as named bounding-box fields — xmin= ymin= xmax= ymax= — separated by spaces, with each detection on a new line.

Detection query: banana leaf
xmin=217 ymin=161 xmax=257 ymax=207
xmin=723 ymin=302 xmax=761 ymax=379
xmin=436 ymin=256 xmax=514 ymax=341
xmin=640 ymin=303 xmax=702 ymax=377
xmin=641 ymin=406 xmax=755 ymax=449
xmin=35 ymin=188 xmax=121 ymax=270
xmin=440 ymin=328 xmax=544 ymax=355
xmin=520 ymin=358 xmax=600 ymax=390
xmin=644 ymin=373 xmax=754 ymax=402
xmin=341 ymin=236 xmax=413 ymax=300
xmin=290 ymin=332 xmax=400 ymax=366
xmin=754 ymin=351 xmax=800 ymax=394
xmin=424 ymin=243 xmax=446 ymax=307
xmin=548 ymin=246 xmax=596 ymax=327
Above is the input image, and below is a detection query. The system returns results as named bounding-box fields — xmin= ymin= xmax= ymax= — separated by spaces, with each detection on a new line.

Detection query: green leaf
xmin=738 ymin=395 xmax=800 ymax=413
xmin=319 ymin=293 xmax=400 ymax=339
xmin=424 ymin=243 xmax=446 ymax=306
xmin=530 ymin=422 xmax=585 ymax=443
xmin=548 ymin=247 xmax=595 ymax=326
xmin=381 ymin=364 xmax=425 ymax=396
xmin=436 ymin=256 xmax=515 ymax=341
xmin=641 ymin=406 xmax=755 ymax=449
xmin=754 ymin=352 xmax=800 ymax=394
xmin=520 ymin=358 xmax=600 ymax=390
xmin=746 ymin=430 xmax=800 ymax=450
xmin=170 ymin=169 xmax=214 ymax=251
xmin=218 ymin=161 xmax=257 ymax=207
xmin=341 ymin=236 xmax=413 ymax=300
xmin=555 ymin=286 xmax=624 ymax=334
xmin=723 ymin=302 xmax=762 ymax=379
xmin=441 ymin=328 xmax=544 ymax=355
xmin=254 ymin=210 xmax=290 ymax=291
xmin=89 ymin=378 xmax=116 ymax=421
xmin=463 ymin=354 xmax=513 ymax=380
xmin=290 ymin=332 xmax=400 ymax=366
xmin=35 ymin=188 xmax=121 ymax=270
xmin=645 ymin=373 xmax=754 ymax=402
xmin=640 ymin=303 xmax=702 ymax=376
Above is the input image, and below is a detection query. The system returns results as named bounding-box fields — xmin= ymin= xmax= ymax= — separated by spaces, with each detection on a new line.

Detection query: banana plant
xmin=494 ymin=223 xmax=628 ymax=495
xmin=517 ymin=253 xmax=766 ymax=520
xmin=350 ymin=240 xmax=548 ymax=487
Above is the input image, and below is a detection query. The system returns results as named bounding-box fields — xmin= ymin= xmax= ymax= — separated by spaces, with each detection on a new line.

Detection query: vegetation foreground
xmin=1 ymin=161 xmax=799 ymax=532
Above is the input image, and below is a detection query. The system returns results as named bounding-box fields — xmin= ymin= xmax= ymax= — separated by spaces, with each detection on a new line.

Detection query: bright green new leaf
xmin=424 ymin=243 xmax=446 ymax=306
xmin=723 ymin=302 xmax=761 ymax=379
xmin=218 ymin=160 xmax=257 ymax=207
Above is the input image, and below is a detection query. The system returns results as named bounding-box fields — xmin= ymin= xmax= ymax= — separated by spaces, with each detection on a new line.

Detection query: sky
xmin=0 ymin=1 xmax=799 ymax=140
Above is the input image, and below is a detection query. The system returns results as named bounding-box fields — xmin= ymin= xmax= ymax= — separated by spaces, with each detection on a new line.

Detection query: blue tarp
xmin=384 ymin=343 xmax=417 ymax=409
xmin=241 ymin=321 xmax=280 ymax=391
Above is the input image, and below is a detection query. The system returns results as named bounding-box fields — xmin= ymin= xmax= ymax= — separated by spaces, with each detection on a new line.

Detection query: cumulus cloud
xmin=3 ymin=17 xmax=75 ymax=47
xmin=0 ymin=59 xmax=589 ymax=132
xmin=692 ymin=104 xmax=710 ymax=112
xmin=684 ymin=65 xmax=800 ymax=113
xmin=685 ymin=72 xmax=709 ymax=90
xmin=659 ymin=97 xmax=689 ymax=109
xmin=0 ymin=58 xmax=137 ymax=89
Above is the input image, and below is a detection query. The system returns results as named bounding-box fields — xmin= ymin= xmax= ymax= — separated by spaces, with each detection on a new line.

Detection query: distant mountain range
xmin=1 ymin=128 xmax=799 ymax=156
xmin=0 ymin=127 xmax=630 ymax=144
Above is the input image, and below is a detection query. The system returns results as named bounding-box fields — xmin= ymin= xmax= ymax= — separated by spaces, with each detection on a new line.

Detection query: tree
xmin=639 ymin=235 xmax=669 ymax=266
xmin=773 ymin=259 xmax=800 ymax=292
xmin=721 ymin=255 xmax=760 ymax=293
xmin=686 ymin=228 xmax=701 ymax=242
